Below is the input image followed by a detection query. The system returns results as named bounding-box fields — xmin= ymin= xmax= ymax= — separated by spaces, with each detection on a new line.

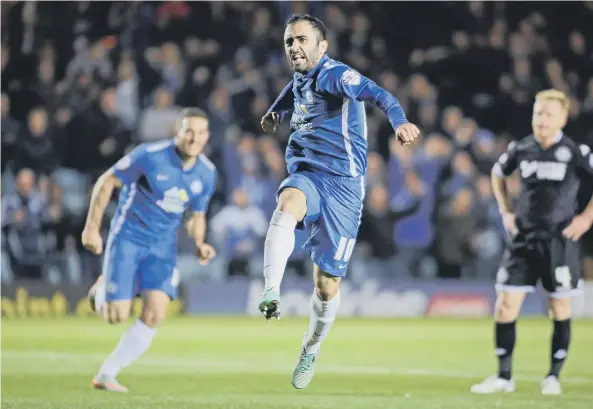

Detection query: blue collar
xmin=170 ymin=142 xmax=199 ymax=173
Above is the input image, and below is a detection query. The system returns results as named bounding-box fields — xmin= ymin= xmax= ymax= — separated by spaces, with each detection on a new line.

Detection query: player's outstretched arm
xmin=317 ymin=66 xmax=419 ymax=145
xmin=81 ymin=169 xmax=122 ymax=255
xmin=187 ymin=212 xmax=216 ymax=265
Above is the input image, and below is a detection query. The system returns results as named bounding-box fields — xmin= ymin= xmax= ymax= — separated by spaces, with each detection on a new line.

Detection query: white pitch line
xmin=2 ymin=351 xmax=592 ymax=384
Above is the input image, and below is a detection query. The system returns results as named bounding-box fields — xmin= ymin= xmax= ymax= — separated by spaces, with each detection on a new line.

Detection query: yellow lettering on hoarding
xmin=1 ymin=286 xmax=184 ymax=318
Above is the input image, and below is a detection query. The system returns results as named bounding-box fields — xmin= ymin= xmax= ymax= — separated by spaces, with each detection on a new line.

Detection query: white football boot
xmin=470 ymin=375 xmax=515 ymax=394
xmin=541 ymin=375 xmax=562 ymax=395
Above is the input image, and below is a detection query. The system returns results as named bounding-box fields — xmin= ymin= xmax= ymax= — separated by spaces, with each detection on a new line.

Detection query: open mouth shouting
xmin=291 ymin=53 xmax=306 ymax=66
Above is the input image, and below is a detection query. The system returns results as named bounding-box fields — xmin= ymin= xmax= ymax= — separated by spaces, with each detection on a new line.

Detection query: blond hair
xmin=535 ymin=89 xmax=570 ymax=112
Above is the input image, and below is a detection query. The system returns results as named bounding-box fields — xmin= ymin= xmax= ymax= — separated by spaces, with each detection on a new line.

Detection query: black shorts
xmin=496 ymin=232 xmax=582 ymax=298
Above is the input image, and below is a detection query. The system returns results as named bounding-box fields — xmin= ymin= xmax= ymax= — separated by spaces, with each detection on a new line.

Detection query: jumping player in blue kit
xmin=257 ymin=14 xmax=420 ymax=389
xmin=81 ymin=108 xmax=217 ymax=392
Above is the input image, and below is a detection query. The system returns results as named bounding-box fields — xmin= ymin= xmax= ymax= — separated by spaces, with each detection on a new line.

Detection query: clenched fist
xmin=395 ymin=123 xmax=421 ymax=146
xmin=261 ymin=112 xmax=280 ymax=133
xmin=197 ymin=243 xmax=216 ymax=265
xmin=82 ymin=227 xmax=103 ymax=255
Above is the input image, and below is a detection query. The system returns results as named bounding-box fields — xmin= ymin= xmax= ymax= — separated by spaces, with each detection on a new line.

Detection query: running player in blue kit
xmin=81 ymin=108 xmax=217 ymax=392
xmin=258 ymin=14 xmax=420 ymax=389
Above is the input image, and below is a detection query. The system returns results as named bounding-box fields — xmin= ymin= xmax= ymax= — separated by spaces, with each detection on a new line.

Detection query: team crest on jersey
xmin=157 ymin=187 xmax=189 ymax=214
xmin=304 ymin=90 xmax=314 ymax=104
xmin=115 ymin=155 xmax=131 ymax=170
xmin=341 ymin=69 xmax=361 ymax=86
xmin=554 ymin=146 xmax=572 ymax=162
xmin=190 ymin=180 xmax=203 ymax=194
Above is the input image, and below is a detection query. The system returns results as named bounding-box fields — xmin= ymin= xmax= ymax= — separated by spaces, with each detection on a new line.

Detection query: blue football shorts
xmin=102 ymin=231 xmax=180 ymax=302
xmin=277 ymin=171 xmax=365 ymax=277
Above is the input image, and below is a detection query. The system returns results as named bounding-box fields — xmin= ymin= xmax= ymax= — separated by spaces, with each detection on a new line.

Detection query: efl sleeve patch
xmin=341 ymin=69 xmax=362 ymax=86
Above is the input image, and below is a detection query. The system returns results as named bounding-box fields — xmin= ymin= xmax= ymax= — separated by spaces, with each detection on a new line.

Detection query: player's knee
xmin=494 ymin=293 xmax=522 ymax=322
xmin=549 ymin=297 xmax=572 ymax=320
xmin=141 ymin=291 xmax=170 ymax=327
xmin=314 ymin=270 xmax=340 ymax=301
xmin=316 ymin=286 xmax=339 ymax=301
xmin=140 ymin=307 xmax=165 ymax=328
xmin=277 ymin=188 xmax=307 ymax=222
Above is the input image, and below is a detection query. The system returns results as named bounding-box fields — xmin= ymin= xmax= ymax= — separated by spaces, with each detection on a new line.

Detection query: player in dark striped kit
xmin=472 ymin=89 xmax=593 ymax=395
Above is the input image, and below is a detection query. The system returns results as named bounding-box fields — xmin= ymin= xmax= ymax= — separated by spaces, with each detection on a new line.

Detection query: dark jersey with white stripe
xmin=493 ymin=133 xmax=593 ymax=232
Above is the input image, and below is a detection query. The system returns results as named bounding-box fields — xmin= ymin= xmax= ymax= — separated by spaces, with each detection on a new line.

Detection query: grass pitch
xmin=2 ymin=316 xmax=592 ymax=408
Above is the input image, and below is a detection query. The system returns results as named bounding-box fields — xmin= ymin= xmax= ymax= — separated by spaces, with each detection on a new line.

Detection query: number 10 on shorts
xmin=334 ymin=237 xmax=356 ymax=262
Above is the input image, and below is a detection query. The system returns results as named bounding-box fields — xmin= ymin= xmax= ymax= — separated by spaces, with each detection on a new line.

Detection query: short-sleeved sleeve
xmin=111 ymin=146 xmax=148 ymax=185
xmin=492 ymin=141 xmax=519 ymax=177
xmin=575 ymin=144 xmax=593 ymax=180
xmin=190 ymin=170 xmax=217 ymax=213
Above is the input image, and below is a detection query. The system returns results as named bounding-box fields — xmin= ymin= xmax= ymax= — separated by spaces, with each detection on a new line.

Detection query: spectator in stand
xmin=1 ymin=169 xmax=48 ymax=279
xmin=210 ymin=188 xmax=268 ymax=276
xmin=13 ymin=107 xmax=57 ymax=184
xmin=138 ymin=87 xmax=179 ymax=142
xmin=62 ymin=87 xmax=131 ymax=177
xmin=1 ymin=93 xmax=21 ymax=173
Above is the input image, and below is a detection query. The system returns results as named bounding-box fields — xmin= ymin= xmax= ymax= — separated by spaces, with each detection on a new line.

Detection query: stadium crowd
xmin=2 ymin=1 xmax=592 ymax=285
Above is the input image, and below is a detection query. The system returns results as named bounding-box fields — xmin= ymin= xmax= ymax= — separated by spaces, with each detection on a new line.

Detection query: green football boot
xmin=258 ymin=288 xmax=280 ymax=320
xmin=291 ymin=341 xmax=319 ymax=389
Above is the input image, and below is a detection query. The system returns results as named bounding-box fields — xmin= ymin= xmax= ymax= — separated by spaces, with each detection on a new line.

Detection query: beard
xmin=289 ymin=50 xmax=319 ymax=73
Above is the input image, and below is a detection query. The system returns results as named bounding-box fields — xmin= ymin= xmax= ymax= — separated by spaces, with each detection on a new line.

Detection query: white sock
xmin=303 ymin=291 xmax=341 ymax=354
xmin=263 ymin=210 xmax=297 ymax=293
xmin=98 ymin=319 xmax=156 ymax=378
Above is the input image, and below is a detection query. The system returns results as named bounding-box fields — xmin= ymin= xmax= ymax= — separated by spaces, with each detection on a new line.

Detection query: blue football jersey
xmin=110 ymin=140 xmax=217 ymax=244
xmin=268 ymin=54 xmax=409 ymax=177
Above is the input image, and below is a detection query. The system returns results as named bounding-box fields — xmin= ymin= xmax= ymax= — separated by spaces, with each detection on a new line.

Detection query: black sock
xmin=548 ymin=319 xmax=571 ymax=378
xmin=495 ymin=321 xmax=516 ymax=380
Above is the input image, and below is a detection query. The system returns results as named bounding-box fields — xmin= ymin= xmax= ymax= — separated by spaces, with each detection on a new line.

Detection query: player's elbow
xmin=491 ymin=166 xmax=507 ymax=190
xmin=185 ymin=217 xmax=195 ymax=233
